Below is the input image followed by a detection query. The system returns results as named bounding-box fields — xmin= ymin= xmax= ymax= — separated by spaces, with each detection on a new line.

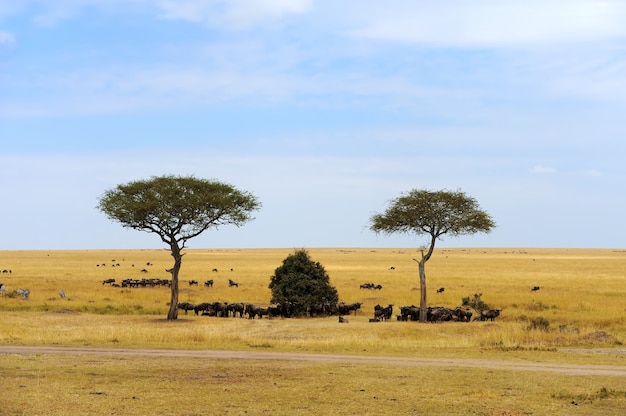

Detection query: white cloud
xmin=530 ymin=165 xmax=556 ymax=174
xmin=0 ymin=31 xmax=15 ymax=45
xmin=157 ymin=0 xmax=312 ymax=28
xmin=345 ymin=0 xmax=626 ymax=48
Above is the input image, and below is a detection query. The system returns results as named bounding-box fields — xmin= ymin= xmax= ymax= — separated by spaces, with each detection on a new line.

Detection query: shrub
xmin=269 ymin=249 xmax=338 ymax=316
xmin=527 ymin=316 xmax=550 ymax=332
xmin=461 ymin=293 xmax=490 ymax=313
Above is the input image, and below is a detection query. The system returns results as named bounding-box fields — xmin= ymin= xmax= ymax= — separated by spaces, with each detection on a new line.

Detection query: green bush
xmin=269 ymin=249 xmax=338 ymax=316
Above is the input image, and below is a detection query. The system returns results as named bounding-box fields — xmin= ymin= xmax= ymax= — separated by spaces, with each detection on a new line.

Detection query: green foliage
xmin=370 ymin=189 xmax=495 ymax=241
xmin=97 ymin=175 xmax=261 ymax=248
xmin=269 ymin=249 xmax=339 ymax=316
xmin=462 ymin=293 xmax=490 ymax=313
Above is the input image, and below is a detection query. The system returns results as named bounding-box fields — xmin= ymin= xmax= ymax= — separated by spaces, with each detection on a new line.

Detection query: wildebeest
xmin=374 ymin=304 xmax=393 ymax=321
xmin=452 ymin=307 xmax=472 ymax=322
xmin=245 ymin=303 xmax=268 ymax=319
xmin=178 ymin=302 xmax=196 ymax=314
xmin=193 ymin=302 xmax=211 ymax=316
xmin=479 ymin=309 xmax=502 ymax=321
xmin=102 ymin=278 xmax=116 ymax=285
xmin=338 ymin=302 xmax=362 ymax=316
xmin=338 ymin=316 xmax=349 ymax=323
xmin=531 ymin=286 xmax=541 ymax=291
xmin=399 ymin=305 xmax=420 ymax=321
xmin=427 ymin=306 xmax=453 ymax=322
xmin=436 ymin=287 xmax=445 ymax=293
xmin=227 ymin=302 xmax=245 ymax=318
xmin=228 ymin=279 xmax=239 ymax=287
xmin=359 ymin=282 xmax=383 ymax=290
xmin=211 ymin=302 xmax=229 ymax=317
xmin=188 ymin=280 xmax=199 ymax=286
xmin=204 ymin=279 xmax=214 ymax=287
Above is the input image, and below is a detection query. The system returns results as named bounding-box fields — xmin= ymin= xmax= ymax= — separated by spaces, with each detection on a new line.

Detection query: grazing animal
xmin=204 ymin=279 xmax=214 ymax=287
xmin=436 ymin=287 xmax=445 ymax=293
xmin=212 ymin=268 xmax=218 ymax=272
xmin=178 ymin=302 xmax=196 ymax=314
xmin=338 ymin=316 xmax=349 ymax=323
xmin=16 ymin=288 xmax=30 ymax=299
xmin=374 ymin=304 xmax=393 ymax=321
xmin=531 ymin=286 xmax=541 ymax=291
xmin=102 ymin=278 xmax=116 ymax=285
xmin=452 ymin=307 xmax=472 ymax=322
xmin=245 ymin=304 xmax=268 ymax=319
xmin=360 ymin=282 xmax=382 ymax=290
xmin=188 ymin=280 xmax=199 ymax=286
xmin=228 ymin=279 xmax=239 ymax=287
xmin=227 ymin=302 xmax=245 ymax=318
xmin=427 ymin=307 xmax=453 ymax=322
xmin=193 ymin=302 xmax=211 ymax=316
xmin=140 ymin=268 xmax=148 ymax=273
xmin=400 ymin=305 xmax=420 ymax=321
xmin=58 ymin=289 xmax=66 ymax=299
xmin=479 ymin=309 xmax=502 ymax=321
xmin=338 ymin=302 xmax=362 ymax=316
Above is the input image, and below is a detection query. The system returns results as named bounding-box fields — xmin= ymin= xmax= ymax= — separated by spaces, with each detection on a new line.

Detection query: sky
xmin=1 ymin=0 xmax=625 ymax=250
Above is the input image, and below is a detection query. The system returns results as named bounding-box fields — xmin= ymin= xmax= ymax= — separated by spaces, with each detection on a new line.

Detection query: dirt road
xmin=2 ymin=345 xmax=626 ymax=377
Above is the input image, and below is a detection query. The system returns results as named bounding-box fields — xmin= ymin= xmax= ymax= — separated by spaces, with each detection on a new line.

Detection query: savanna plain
xmin=1 ymin=247 xmax=625 ymax=415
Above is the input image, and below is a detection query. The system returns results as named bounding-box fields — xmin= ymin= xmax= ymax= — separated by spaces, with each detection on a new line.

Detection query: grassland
xmin=1 ymin=247 xmax=625 ymax=415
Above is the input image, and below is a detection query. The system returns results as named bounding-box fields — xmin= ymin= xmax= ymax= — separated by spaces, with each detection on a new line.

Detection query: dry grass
xmin=2 ymin=352 xmax=626 ymax=416
xmin=1 ymin=247 xmax=624 ymax=353
xmin=1 ymin=247 xmax=626 ymax=415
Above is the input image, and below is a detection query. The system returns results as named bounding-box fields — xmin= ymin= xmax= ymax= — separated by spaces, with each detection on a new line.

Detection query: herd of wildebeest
xmin=1 ymin=260 xmax=503 ymax=322
xmin=99 ymin=266 xmax=503 ymax=323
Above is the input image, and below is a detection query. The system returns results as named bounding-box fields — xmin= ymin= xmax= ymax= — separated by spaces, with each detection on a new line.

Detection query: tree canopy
xmin=98 ymin=175 xmax=261 ymax=319
xmin=370 ymin=189 xmax=495 ymax=321
xmin=269 ymin=249 xmax=339 ymax=317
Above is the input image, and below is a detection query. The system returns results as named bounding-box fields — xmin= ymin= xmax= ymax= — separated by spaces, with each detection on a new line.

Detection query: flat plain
xmin=1 ymin=247 xmax=625 ymax=415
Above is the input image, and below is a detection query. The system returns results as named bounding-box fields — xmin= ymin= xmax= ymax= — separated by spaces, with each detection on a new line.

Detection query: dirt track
xmin=2 ymin=345 xmax=626 ymax=377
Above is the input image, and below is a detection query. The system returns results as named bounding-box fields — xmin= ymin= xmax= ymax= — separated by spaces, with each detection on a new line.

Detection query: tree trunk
xmin=166 ymin=243 xmax=183 ymax=320
xmin=418 ymin=257 xmax=427 ymax=322
xmin=414 ymin=242 xmax=434 ymax=323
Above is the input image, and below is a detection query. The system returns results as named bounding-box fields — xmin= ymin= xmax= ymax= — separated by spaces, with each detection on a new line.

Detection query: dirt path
xmin=2 ymin=345 xmax=626 ymax=377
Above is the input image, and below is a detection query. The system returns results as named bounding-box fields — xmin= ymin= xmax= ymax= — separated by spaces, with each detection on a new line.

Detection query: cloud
xmin=0 ymin=31 xmax=15 ymax=45
xmin=346 ymin=0 xmax=626 ymax=48
xmin=157 ymin=0 xmax=312 ymax=29
xmin=530 ymin=165 xmax=556 ymax=174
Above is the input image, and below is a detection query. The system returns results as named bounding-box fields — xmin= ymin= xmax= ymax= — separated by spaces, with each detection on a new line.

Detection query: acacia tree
xmin=370 ymin=189 xmax=495 ymax=322
xmin=269 ymin=249 xmax=339 ymax=317
xmin=98 ymin=175 xmax=260 ymax=320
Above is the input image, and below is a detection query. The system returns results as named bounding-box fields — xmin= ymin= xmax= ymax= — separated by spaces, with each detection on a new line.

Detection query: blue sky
xmin=1 ymin=0 xmax=625 ymax=250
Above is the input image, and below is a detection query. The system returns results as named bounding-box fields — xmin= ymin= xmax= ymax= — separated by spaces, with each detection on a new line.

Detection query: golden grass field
xmin=1 ymin=247 xmax=625 ymax=415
